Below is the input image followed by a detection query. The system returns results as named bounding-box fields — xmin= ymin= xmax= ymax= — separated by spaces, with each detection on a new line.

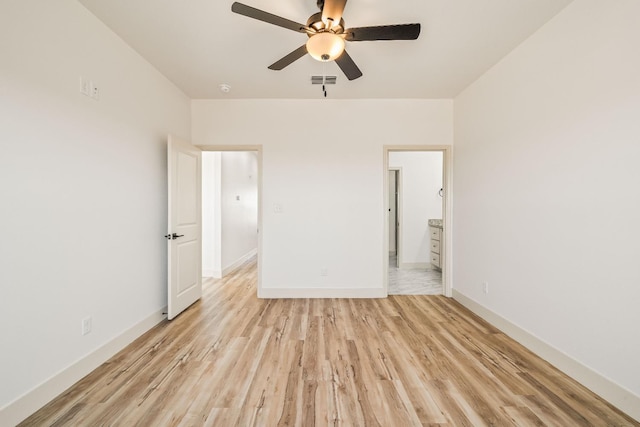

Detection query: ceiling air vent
xmin=311 ymin=75 xmax=337 ymax=85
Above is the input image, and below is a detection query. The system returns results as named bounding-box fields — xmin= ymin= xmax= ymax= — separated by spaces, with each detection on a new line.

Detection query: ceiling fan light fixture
xmin=306 ymin=32 xmax=345 ymax=62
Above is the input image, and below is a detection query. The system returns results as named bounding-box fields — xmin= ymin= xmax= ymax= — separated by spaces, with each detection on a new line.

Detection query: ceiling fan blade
xmin=321 ymin=0 xmax=348 ymax=29
xmin=335 ymin=50 xmax=362 ymax=80
xmin=231 ymin=2 xmax=309 ymax=33
xmin=345 ymin=24 xmax=421 ymax=41
xmin=268 ymin=45 xmax=309 ymax=70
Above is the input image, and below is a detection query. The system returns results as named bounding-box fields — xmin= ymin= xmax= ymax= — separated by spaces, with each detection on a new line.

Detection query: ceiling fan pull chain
xmin=322 ymin=62 xmax=328 ymax=98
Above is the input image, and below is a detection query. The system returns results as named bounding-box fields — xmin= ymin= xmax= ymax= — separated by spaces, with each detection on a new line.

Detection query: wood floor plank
xmin=502 ymin=404 xmax=546 ymax=426
xmin=405 ymin=385 xmax=449 ymax=425
xmin=19 ymin=257 xmax=639 ymax=427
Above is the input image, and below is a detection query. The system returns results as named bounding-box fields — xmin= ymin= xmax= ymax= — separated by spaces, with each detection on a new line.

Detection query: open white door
xmin=167 ymin=135 xmax=202 ymax=320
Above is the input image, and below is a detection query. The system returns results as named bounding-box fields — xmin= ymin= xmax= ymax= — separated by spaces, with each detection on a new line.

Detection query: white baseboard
xmin=222 ymin=248 xmax=257 ymax=277
xmin=258 ymin=288 xmax=386 ymax=299
xmin=202 ymin=268 xmax=222 ymax=279
xmin=0 ymin=308 xmax=167 ymax=426
xmin=453 ymin=290 xmax=640 ymax=423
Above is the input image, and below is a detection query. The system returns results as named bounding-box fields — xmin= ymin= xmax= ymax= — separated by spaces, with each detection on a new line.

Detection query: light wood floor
xmin=21 ymin=258 xmax=637 ymax=426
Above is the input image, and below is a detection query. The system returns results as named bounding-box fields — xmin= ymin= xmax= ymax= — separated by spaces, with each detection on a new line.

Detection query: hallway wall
xmin=221 ymin=152 xmax=259 ymax=274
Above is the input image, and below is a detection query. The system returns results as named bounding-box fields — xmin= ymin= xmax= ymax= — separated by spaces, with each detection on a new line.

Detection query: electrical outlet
xmin=81 ymin=316 xmax=92 ymax=335
xmin=320 ymin=268 xmax=328 ymax=277
xmin=482 ymin=282 xmax=489 ymax=294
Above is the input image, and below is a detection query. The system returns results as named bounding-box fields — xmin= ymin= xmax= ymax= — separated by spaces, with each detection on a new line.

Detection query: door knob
xmin=164 ymin=233 xmax=185 ymax=240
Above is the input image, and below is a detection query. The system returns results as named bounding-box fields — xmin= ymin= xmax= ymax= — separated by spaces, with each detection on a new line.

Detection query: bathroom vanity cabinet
xmin=428 ymin=219 xmax=443 ymax=270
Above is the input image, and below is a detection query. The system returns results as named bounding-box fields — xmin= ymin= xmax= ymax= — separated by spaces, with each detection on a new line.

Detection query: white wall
xmin=192 ymin=100 xmax=453 ymax=296
xmin=453 ymin=0 xmax=640 ymax=417
xmin=221 ymin=152 xmax=259 ymax=274
xmin=202 ymin=152 xmax=222 ymax=277
xmin=389 ymin=152 xmax=443 ymax=267
xmin=0 ymin=0 xmax=190 ymax=423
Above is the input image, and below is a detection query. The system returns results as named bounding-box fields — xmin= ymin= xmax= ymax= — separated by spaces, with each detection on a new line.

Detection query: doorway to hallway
xmin=201 ymin=149 xmax=260 ymax=283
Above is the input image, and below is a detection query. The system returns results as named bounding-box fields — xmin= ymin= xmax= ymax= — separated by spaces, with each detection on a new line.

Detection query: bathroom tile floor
xmin=388 ymin=255 xmax=443 ymax=295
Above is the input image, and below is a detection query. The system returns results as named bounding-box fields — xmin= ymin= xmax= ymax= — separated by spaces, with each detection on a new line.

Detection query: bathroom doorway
xmin=384 ymin=147 xmax=450 ymax=296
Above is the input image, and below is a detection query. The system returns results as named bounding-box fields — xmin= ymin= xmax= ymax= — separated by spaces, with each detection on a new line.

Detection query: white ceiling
xmin=78 ymin=0 xmax=572 ymax=99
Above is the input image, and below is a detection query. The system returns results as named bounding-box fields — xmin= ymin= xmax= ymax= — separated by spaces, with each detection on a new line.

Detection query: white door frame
xmin=383 ymin=145 xmax=453 ymax=297
xmin=198 ymin=145 xmax=263 ymax=295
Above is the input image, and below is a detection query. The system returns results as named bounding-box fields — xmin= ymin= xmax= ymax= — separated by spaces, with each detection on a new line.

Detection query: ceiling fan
xmin=231 ymin=0 xmax=421 ymax=80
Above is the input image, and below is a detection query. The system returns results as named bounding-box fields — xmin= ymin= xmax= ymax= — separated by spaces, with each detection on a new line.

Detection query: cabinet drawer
xmin=430 ymin=253 xmax=441 ymax=268
xmin=430 ymin=239 xmax=440 ymax=254
xmin=429 ymin=227 xmax=441 ymax=241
